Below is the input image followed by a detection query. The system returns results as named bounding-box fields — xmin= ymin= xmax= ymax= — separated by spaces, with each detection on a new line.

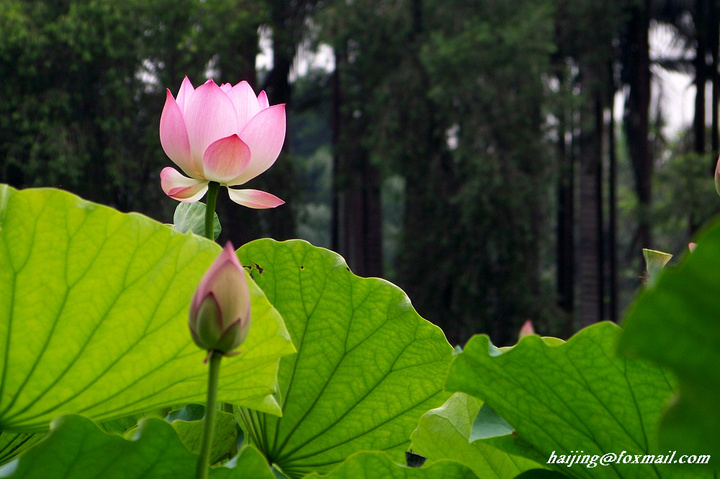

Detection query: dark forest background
xmin=2 ymin=0 xmax=719 ymax=346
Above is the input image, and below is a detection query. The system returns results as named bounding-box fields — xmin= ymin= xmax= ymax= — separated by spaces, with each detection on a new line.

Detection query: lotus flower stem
xmin=196 ymin=350 xmax=222 ymax=479
xmin=205 ymin=182 xmax=220 ymax=240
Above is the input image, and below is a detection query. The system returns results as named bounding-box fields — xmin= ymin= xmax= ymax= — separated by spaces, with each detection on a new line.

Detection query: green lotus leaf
xmin=237 ymin=240 xmax=454 ymax=478
xmin=445 ymin=323 xmax=709 ymax=478
xmin=167 ymin=405 xmax=238 ymax=464
xmin=469 ymin=402 xmax=514 ymax=441
xmin=99 ymin=410 xmax=165 ymax=436
xmin=0 ymin=186 xmax=294 ymax=432
xmin=0 ymin=414 xmax=273 ymax=478
xmin=513 ymin=471 xmax=569 ymax=479
xmin=303 ymin=452 xmax=478 ymax=479
xmin=620 ymin=216 xmax=720 ymax=462
xmin=173 ymin=202 xmax=221 ymax=239
xmin=0 ymin=431 xmax=42 ymax=466
xmin=410 ymin=393 xmax=546 ymax=478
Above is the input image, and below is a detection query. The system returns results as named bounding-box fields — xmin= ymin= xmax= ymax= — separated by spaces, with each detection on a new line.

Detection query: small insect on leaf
xmin=405 ymin=450 xmax=427 ymax=468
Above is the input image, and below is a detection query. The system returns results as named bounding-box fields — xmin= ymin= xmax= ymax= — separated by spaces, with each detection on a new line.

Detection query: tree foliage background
xmin=2 ymin=0 xmax=719 ymax=346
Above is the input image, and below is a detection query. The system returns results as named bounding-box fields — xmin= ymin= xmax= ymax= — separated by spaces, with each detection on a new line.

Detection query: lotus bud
xmin=715 ymin=155 xmax=720 ymax=196
xmin=642 ymin=248 xmax=672 ymax=286
xmin=189 ymin=242 xmax=251 ymax=356
xmin=518 ymin=320 xmax=535 ymax=340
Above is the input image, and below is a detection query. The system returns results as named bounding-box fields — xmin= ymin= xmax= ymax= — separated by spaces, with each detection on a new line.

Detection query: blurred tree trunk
xmin=556 ymin=74 xmax=575 ymax=331
xmin=335 ymin=120 xmax=384 ymax=278
xmin=608 ymin=85 xmax=619 ymax=323
xmin=338 ymin=154 xmax=383 ymax=278
xmin=708 ymin=0 xmax=719 ymax=159
xmin=395 ymin=0 xmax=461 ymax=341
xmin=331 ymin=50 xmax=343 ymax=254
xmin=255 ymin=0 xmax=324 ymax=241
xmin=331 ymin=42 xmax=384 ymax=277
xmin=695 ymin=0 xmax=708 ymax=157
xmin=689 ymin=0 xmax=709 ymax=234
xmin=577 ymin=87 xmax=604 ymax=328
xmin=625 ymin=0 xmax=652 ymax=251
xmin=554 ymin=0 xmax=632 ymax=330
xmin=262 ymin=5 xmax=296 ymax=240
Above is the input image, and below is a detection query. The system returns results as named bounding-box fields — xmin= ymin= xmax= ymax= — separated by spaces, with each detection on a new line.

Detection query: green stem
xmin=196 ymin=351 xmax=222 ymax=479
xmin=205 ymin=182 xmax=220 ymax=240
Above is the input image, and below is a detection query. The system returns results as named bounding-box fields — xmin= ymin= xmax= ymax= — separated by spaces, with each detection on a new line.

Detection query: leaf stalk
xmin=196 ymin=350 xmax=222 ymax=479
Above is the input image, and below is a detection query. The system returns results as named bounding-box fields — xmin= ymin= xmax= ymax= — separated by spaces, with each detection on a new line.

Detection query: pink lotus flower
xmin=189 ymin=242 xmax=251 ymax=355
xmin=160 ymin=77 xmax=286 ymax=208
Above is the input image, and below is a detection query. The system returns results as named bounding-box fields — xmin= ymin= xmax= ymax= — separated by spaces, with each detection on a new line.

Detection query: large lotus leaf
xmin=303 ymin=452 xmax=478 ymax=479
xmin=0 ymin=186 xmax=294 ymax=432
xmin=410 ymin=393 xmax=546 ymax=478
xmin=445 ymin=322 xmax=708 ymax=479
xmin=619 ymin=216 xmax=720 ymax=461
xmin=0 ymin=431 xmax=42 ymax=465
xmin=237 ymin=240 xmax=453 ymax=478
xmin=0 ymin=414 xmax=274 ymax=479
